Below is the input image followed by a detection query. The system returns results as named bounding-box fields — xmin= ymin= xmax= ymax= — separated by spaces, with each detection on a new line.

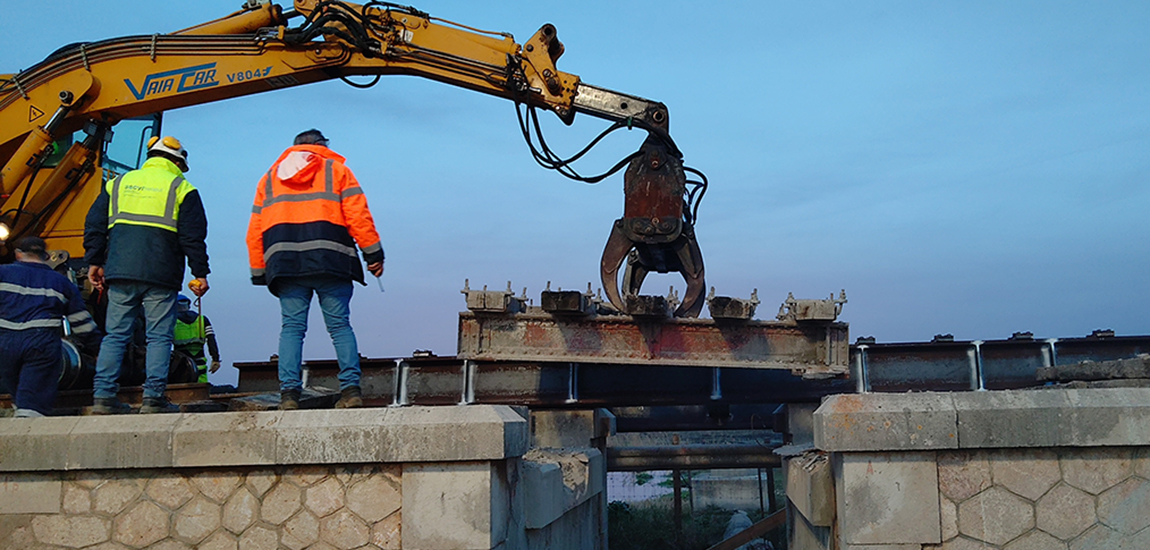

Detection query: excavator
xmin=0 ymin=0 xmax=709 ymax=317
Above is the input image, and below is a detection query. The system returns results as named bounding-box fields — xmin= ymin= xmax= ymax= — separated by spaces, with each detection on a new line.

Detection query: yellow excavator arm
xmin=0 ymin=0 xmax=706 ymax=316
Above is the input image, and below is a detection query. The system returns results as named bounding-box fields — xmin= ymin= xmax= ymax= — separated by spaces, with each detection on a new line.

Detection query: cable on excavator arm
xmin=0 ymin=0 xmax=709 ymax=316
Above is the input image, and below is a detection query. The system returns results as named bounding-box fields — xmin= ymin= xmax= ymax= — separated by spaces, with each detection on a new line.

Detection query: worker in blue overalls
xmin=0 ymin=237 xmax=99 ymax=416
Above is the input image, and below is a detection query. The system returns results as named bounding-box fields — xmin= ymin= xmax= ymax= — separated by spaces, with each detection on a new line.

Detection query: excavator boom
xmin=0 ymin=0 xmax=706 ymax=316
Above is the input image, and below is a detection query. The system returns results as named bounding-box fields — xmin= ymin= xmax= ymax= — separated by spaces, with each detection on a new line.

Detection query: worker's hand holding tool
xmin=188 ymin=278 xmax=209 ymax=297
xmin=87 ymin=265 xmax=105 ymax=291
xmin=367 ymin=261 xmax=384 ymax=292
xmin=210 ymin=360 xmax=221 ymax=374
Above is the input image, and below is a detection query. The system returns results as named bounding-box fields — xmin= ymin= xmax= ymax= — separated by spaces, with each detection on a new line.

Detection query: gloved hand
xmin=210 ymin=360 xmax=221 ymax=373
xmin=188 ymin=278 xmax=209 ymax=297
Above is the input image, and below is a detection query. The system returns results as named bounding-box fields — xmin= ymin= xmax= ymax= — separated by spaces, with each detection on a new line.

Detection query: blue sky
xmin=4 ymin=1 xmax=1148 ymax=386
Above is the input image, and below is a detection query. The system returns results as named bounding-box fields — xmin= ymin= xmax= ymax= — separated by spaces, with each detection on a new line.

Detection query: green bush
xmin=608 ymin=498 xmax=739 ymax=550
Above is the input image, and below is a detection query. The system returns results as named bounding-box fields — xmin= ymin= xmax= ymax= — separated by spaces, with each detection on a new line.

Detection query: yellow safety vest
xmin=174 ymin=316 xmax=206 ymax=349
xmin=175 ymin=315 xmax=209 ymax=383
xmin=107 ymin=157 xmax=196 ymax=232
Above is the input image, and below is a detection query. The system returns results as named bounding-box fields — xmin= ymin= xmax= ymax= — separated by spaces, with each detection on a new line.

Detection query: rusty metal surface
xmin=457 ymin=312 xmax=850 ymax=372
xmin=1 ymin=382 xmax=210 ymax=411
xmin=541 ymin=289 xmax=596 ymax=316
xmin=598 ymin=130 xmax=707 ymax=318
xmin=624 ymin=294 xmax=671 ymax=318
xmin=1054 ymin=335 xmax=1150 ymax=365
xmin=776 ymin=291 xmax=847 ymax=322
xmin=461 ymin=280 xmax=527 ymax=314
xmin=854 ymin=341 xmax=975 ymax=392
xmin=853 ymin=334 xmax=1150 ymax=392
xmin=607 ymin=430 xmax=784 ymax=470
xmin=233 ymin=356 xmax=852 ymax=409
xmin=606 ymin=444 xmax=782 ymax=471
xmin=707 ymin=289 xmax=759 ymax=321
xmin=228 ymin=387 xmax=339 ymax=411
xmin=611 ymin=405 xmax=784 ymax=432
xmin=1038 ymin=355 xmax=1150 ymax=382
xmin=404 ymin=362 xmax=467 ymax=405
xmin=227 ymin=333 xmax=1150 ymax=414
xmin=472 ymin=362 xmax=571 ymax=405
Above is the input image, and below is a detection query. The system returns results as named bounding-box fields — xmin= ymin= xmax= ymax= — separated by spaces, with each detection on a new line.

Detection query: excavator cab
xmin=102 ymin=114 xmax=162 ymax=176
xmin=37 ymin=114 xmax=158 ymax=175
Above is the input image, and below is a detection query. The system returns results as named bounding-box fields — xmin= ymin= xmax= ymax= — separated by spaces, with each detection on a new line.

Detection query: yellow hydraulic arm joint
xmin=0 ymin=72 xmax=94 ymax=198
xmin=520 ymin=24 xmax=579 ymax=123
xmin=4 ymin=133 xmax=102 ymax=245
xmin=175 ymin=2 xmax=287 ymax=36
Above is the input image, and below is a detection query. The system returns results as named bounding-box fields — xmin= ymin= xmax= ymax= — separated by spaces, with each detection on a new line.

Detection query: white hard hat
xmin=147 ymin=135 xmax=189 ymax=171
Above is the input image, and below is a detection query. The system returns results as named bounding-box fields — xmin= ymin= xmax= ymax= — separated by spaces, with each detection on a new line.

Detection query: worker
xmin=173 ymin=294 xmax=221 ymax=383
xmin=84 ymin=135 xmax=210 ymax=414
xmin=246 ymin=129 xmax=383 ymax=410
xmin=0 ymin=236 xmax=99 ymax=417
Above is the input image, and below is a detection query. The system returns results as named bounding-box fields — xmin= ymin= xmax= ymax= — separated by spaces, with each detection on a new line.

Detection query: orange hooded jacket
xmin=246 ymin=145 xmax=383 ymax=292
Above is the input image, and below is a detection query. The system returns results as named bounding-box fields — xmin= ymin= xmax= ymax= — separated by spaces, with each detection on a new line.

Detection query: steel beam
xmin=854 ymin=334 xmax=1150 ymax=392
xmin=457 ymin=312 xmax=849 ymax=374
xmin=1 ymin=382 xmax=210 ymax=412
xmin=228 ymin=333 xmax=1150 ymax=412
xmin=606 ymin=444 xmax=783 ymax=471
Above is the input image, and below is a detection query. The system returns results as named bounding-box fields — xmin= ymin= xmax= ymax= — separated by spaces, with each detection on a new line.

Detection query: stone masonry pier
xmin=787 ymin=388 xmax=1150 ymax=550
xmin=0 ymin=405 xmax=605 ymax=550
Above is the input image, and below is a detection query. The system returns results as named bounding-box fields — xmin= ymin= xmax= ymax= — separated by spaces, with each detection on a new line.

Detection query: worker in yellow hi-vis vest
xmin=173 ymin=294 xmax=220 ymax=383
xmin=85 ymin=135 xmax=210 ymax=414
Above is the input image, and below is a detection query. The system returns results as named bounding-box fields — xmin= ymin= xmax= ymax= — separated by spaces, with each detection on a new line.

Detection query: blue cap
xmin=177 ymin=294 xmax=192 ymax=304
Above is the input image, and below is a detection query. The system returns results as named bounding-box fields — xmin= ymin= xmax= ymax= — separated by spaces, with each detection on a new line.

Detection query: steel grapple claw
xmin=598 ymin=132 xmax=705 ymax=318
xmin=599 ymin=226 xmax=705 ymax=318
xmin=599 ymin=221 xmax=633 ymax=314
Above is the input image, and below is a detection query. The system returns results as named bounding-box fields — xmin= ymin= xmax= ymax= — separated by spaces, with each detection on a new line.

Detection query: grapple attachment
xmin=599 ymin=134 xmax=705 ymax=317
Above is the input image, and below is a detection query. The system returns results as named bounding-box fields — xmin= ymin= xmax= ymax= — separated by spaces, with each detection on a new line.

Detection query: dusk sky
xmin=4 ymin=1 xmax=1148 ymax=386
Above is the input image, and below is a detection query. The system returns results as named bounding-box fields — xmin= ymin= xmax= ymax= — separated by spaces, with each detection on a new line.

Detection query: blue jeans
xmin=94 ymin=283 xmax=177 ymax=399
xmin=277 ymin=276 xmax=361 ymax=392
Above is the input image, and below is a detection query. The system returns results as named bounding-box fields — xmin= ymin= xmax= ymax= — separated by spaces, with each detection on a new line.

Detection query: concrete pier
xmin=787 ymin=388 xmax=1150 ymax=550
xmin=0 ymin=405 xmax=605 ymax=550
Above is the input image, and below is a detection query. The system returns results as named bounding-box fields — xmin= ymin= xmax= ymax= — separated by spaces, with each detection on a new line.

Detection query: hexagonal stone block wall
xmin=923 ymin=446 xmax=1150 ymax=549
xmin=0 ymin=465 xmax=402 ymax=550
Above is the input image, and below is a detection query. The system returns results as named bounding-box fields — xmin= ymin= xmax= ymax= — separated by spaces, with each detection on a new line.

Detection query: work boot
xmin=279 ymin=389 xmax=301 ymax=411
xmin=335 ymin=386 xmax=363 ymax=409
xmin=140 ymin=396 xmax=180 ymax=414
xmin=91 ymin=397 xmax=132 ymax=415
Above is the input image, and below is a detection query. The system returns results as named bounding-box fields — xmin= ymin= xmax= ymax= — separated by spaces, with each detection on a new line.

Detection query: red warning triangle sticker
xmin=29 ymin=105 xmax=45 ymax=123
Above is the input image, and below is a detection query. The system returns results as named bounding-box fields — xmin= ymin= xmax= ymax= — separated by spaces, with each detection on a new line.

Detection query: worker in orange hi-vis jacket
xmin=246 ymin=129 xmax=383 ymax=411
